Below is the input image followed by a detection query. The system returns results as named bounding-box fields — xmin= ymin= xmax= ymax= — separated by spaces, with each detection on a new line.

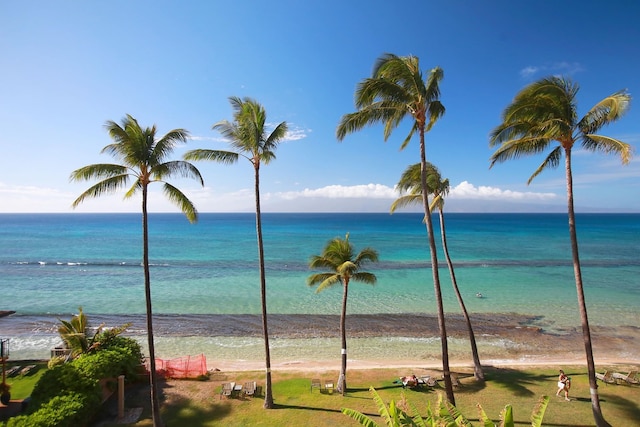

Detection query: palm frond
xmin=530 ymin=395 xmax=549 ymax=427
xmin=425 ymin=100 xmax=445 ymax=132
xmin=153 ymin=129 xmax=190 ymax=163
xmin=351 ymin=272 xmax=377 ymax=285
xmin=69 ymin=164 xmax=129 ymax=182
xmin=527 ymin=146 xmax=562 ymax=184
xmin=390 ymin=195 xmax=421 ymax=213
xmin=341 ymin=407 xmax=379 ymax=427
xmin=183 ymin=148 xmax=239 ymax=164
xmin=162 ymin=182 xmax=198 ymax=223
xmin=71 ymin=174 xmax=130 ymax=208
xmin=153 ymin=160 xmax=204 ymax=185
xmin=498 ymin=403 xmax=513 ymax=427
xmin=579 ymin=90 xmax=631 ymax=134
xmin=489 ymin=136 xmax=554 ymax=167
xmin=313 ymin=274 xmax=342 ymax=293
xmin=424 ymin=66 xmax=444 ymax=103
xmin=124 ymin=181 xmax=141 ymax=199
xmin=581 ymin=134 xmax=632 ymax=164
xmin=476 ymin=403 xmax=496 ymax=427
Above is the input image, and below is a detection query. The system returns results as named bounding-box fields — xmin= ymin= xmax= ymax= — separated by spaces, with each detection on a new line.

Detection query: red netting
xmin=146 ymin=354 xmax=208 ymax=379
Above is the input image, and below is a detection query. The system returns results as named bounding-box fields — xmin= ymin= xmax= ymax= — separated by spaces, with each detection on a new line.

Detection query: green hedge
xmin=4 ymin=392 xmax=96 ymax=427
xmin=1 ymin=336 xmax=143 ymax=427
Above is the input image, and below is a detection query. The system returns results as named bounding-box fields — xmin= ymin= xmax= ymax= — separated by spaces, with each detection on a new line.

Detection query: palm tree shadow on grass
xmin=596 ymin=394 xmax=640 ymax=421
xmin=161 ymin=395 xmax=232 ymax=424
xmin=480 ymin=366 xmax=551 ymax=397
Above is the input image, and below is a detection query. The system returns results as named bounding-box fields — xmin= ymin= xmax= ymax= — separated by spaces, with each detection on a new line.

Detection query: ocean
xmin=1 ymin=212 xmax=639 ymax=365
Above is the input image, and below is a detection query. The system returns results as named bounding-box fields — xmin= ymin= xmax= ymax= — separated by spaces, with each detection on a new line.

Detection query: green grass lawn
xmin=1 ymin=360 xmax=47 ymax=400
xmin=94 ymin=365 xmax=640 ymax=426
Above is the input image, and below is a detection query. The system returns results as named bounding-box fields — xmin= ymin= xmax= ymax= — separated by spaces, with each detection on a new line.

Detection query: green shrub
xmin=0 ymin=334 xmax=143 ymax=427
xmin=27 ymin=363 xmax=99 ymax=413
xmin=98 ymin=336 xmax=144 ymax=379
xmin=4 ymin=392 xmax=97 ymax=427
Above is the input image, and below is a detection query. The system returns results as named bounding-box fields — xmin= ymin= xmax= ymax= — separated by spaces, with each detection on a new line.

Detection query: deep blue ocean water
xmin=1 ymin=212 xmax=639 ymax=361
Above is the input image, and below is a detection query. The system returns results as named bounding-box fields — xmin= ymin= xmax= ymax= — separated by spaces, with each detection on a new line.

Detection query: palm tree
xmin=489 ymin=76 xmax=632 ymax=427
xmin=184 ymin=96 xmax=287 ymax=409
xmin=391 ymin=163 xmax=485 ymax=381
xmin=57 ymin=307 xmax=102 ymax=360
xmin=336 ymin=53 xmax=455 ymax=403
xmin=70 ymin=114 xmax=203 ymax=427
xmin=307 ymin=233 xmax=379 ymax=395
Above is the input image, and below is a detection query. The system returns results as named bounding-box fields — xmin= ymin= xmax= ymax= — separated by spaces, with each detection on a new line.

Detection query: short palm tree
xmin=489 ymin=76 xmax=632 ymax=427
xmin=57 ymin=307 xmax=102 ymax=360
xmin=70 ymin=114 xmax=203 ymax=427
xmin=337 ymin=53 xmax=455 ymax=403
xmin=184 ymin=96 xmax=287 ymax=409
xmin=308 ymin=233 xmax=378 ymax=395
xmin=391 ymin=163 xmax=484 ymax=381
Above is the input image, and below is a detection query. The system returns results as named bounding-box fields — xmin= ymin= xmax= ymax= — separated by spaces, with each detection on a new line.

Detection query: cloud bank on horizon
xmin=0 ymin=179 xmax=562 ymax=214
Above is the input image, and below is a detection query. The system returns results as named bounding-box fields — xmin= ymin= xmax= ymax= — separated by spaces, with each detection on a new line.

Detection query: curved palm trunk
xmin=565 ymin=151 xmax=609 ymax=426
xmin=438 ymin=209 xmax=484 ymax=381
xmin=419 ymin=131 xmax=455 ymax=405
xmin=338 ymin=280 xmax=349 ymax=395
xmin=254 ymin=164 xmax=274 ymax=409
xmin=142 ymin=185 xmax=163 ymax=427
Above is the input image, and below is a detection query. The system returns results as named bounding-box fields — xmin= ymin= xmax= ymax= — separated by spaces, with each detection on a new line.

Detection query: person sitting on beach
xmin=556 ymin=369 xmax=571 ymax=401
xmin=401 ymin=375 xmax=418 ymax=388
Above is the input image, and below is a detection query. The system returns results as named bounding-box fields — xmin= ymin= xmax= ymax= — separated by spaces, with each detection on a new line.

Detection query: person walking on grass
xmin=557 ymin=369 xmax=571 ymax=401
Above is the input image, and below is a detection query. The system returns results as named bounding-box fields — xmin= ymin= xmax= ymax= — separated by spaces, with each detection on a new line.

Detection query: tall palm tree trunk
xmin=565 ymin=151 xmax=609 ymax=426
xmin=438 ymin=210 xmax=484 ymax=381
xmin=419 ymin=132 xmax=455 ymax=405
xmin=142 ymin=185 xmax=163 ymax=427
xmin=338 ymin=280 xmax=349 ymax=395
xmin=254 ymin=165 xmax=274 ymax=409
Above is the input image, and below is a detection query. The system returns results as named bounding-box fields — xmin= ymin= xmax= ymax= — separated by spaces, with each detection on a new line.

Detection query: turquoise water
xmin=1 ymin=212 xmax=639 ymax=361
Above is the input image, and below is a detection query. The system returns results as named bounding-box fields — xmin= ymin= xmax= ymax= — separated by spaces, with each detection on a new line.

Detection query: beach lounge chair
xmin=324 ymin=381 xmax=334 ymax=394
xmin=310 ymin=378 xmax=321 ymax=392
xmin=612 ymin=370 xmax=639 ymax=385
xmin=595 ymin=370 xmax=616 ymax=385
xmin=220 ymin=382 xmax=235 ymax=399
xmin=19 ymin=365 xmax=36 ymax=376
xmin=244 ymin=381 xmax=256 ymax=397
xmin=417 ymin=376 xmax=438 ymax=387
xmin=451 ymin=373 xmax=462 ymax=388
xmin=6 ymin=366 xmax=21 ymax=377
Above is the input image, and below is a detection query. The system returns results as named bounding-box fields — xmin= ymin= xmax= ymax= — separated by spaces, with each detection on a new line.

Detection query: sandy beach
xmin=187 ymin=312 xmax=640 ymax=373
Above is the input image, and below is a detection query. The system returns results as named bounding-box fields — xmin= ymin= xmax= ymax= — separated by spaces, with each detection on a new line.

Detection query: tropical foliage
xmin=70 ymin=114 xmax=203 ymax=427
xmin=489 ymin=76 xmax=631 ymax=427
xmin=337 ymin=53 xmax=456 ymax=404
xmin=342 ymin=387 xmax=549 ymax=427
xmin=184 ymin=96 xmax=288 ymax=409
xmin=4 ymin=336 xmax=142 ymax=427
xmin=308 ymin=233 xmax=378 ymax=395
xmin=55 ymin=307 xmax=131 ymax=362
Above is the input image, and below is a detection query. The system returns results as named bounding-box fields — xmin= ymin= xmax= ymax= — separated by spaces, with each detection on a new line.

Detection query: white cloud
xmin=284 ymin=127 xmax=310 ymax=141
xmin=519 ymin=66 xmax=539 ymax=78
xmin=519 ymin=62 xmax=584 ymax=79
xmin=269 ymin=184 xmax=398 ymax=201
xmin=449 ymin=181 xmax=557 ymax=200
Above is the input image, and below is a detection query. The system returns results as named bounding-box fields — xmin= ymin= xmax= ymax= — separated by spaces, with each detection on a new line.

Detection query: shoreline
xmin=206 ymin=354 xmax=640 ymax=374
xmin=3 ymin=311 xmax=639 ymax=374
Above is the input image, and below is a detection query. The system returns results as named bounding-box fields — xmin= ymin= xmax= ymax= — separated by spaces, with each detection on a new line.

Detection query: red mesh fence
xmin=145 ymin=354 xmax=208 ymax=379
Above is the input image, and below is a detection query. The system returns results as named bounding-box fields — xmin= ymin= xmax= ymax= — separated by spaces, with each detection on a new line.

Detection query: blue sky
xmin=1 ymin=1 xmax=638 ymax=213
